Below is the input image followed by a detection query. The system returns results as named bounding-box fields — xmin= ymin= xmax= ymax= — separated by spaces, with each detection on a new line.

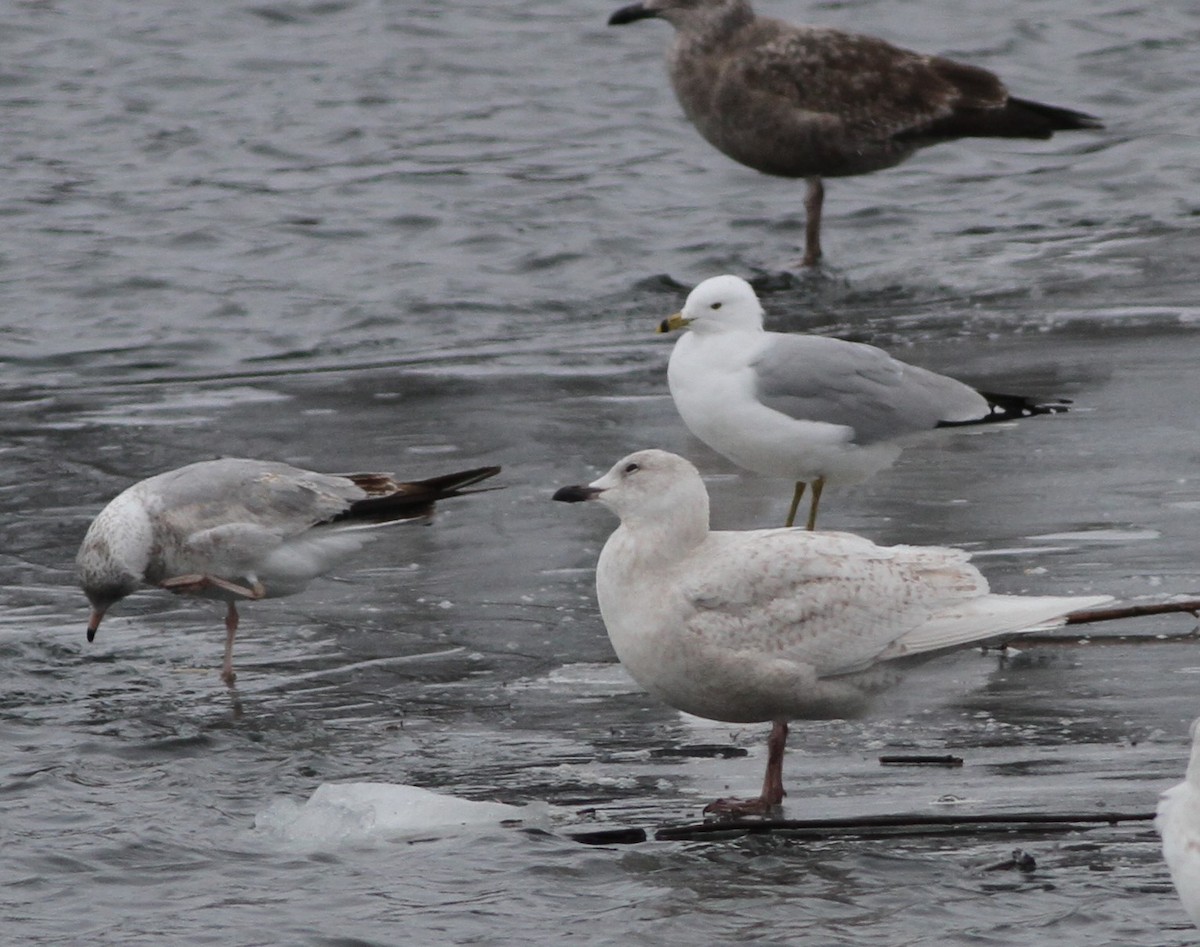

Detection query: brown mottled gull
xmin=608 ymin=0 xmax=1102 ymax=266
xmin=77 ymin=459 xmax=500 ymax=684
xmin=658 ymin=275 xmax=1069 ymax=528
xmin=554 ymin=449 xmax=1111 ymax=816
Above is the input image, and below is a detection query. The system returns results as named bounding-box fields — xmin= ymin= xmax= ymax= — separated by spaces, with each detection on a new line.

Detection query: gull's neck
xmin=609 ymin=492 xmax=711 ymax=567
xmin=1187 ymin=730 xmax=1200 ymax=787
xmin=78 ymin=489 xmax=154 ymax=588
xmin=670 ymin=0 xmax=755 ymax=46
xmin=689 ymin=320 xmax=765 ymax=339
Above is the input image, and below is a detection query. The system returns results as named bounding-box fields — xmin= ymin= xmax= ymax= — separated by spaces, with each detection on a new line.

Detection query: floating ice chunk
xmin=1029 ymin=528 xmax=1160 ymax=543
xmin=253 ymin=782 xmax=537 ymax=849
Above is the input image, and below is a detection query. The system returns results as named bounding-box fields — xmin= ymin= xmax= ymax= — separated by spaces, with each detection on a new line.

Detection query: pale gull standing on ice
xmin=77 ymin=458 xmax=500 ymax=684
xmin=554 ymin=449 xmax=1110 ymax=816
xmin=1157 ymin=717 xmax=1200 ymax=929
xmin=659 ymin=275 xmax=1069 ymax=528
xmin=608 ymin=0 xmax=1102 ymax=266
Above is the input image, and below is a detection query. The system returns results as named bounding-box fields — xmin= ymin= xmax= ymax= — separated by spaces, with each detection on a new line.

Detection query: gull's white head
xmin=659 ymin=275 xmax=766 ymax=336
xmin=76 ymin=490 xmax=153 ymax=641
xmin=553 ymin=449 xmax=710 ymax=539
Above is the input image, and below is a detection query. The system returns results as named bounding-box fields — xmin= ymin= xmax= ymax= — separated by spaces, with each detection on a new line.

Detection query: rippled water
xmin=3 ymin=0 xmax=1200 ymax=943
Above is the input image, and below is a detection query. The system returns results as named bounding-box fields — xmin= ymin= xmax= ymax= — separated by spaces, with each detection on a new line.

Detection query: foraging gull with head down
xmin=77 ymin=458 xmax=500 ymax=684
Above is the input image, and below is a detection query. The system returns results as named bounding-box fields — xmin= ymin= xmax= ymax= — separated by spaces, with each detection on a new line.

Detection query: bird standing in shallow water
xmin=77 ymin=458 xmax=500 ymax=685
xmin=554 ymin=449 xmax=1110 ymax=816
xmin=1157 ymin=717 xmax=1200 ymax=929
xmin=608 ymin=0 xmax=1102 ymax=266
xmin=659 ymin=275 xmax=1070 ymax=529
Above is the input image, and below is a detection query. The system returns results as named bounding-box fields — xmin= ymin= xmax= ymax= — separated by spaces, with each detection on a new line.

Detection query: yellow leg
xmin=805 ymin=477 xmax=825 ymax=531
xmin=785 ymin=481 xmax=807 ymax=528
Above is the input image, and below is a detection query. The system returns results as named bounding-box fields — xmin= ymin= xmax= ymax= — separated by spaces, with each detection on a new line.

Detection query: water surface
xmin=2 ymin=1 xmax=1199 ymax=943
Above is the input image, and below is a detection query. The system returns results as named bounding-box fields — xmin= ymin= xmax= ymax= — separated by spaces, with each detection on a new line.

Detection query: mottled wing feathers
xmin=678 ymin=530 xmax=986 ymax=677
xmin=703 ymin=19 xmax=1097 ymax=165
xmin=732 ymin=25 xmax=981 ymax=138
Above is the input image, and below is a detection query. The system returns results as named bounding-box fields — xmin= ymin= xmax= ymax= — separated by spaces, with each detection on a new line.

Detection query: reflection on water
xmin=2 ymin=0 xmax=1200 ymax=943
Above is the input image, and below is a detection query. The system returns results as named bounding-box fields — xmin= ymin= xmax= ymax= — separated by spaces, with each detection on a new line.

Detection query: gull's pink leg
xmin=760 ymin=720 xmax=789 ymax=806
xmin=221 ymin=602 xmax=239 ymax=686
xmin=704 ymin=719 xmax=790 ymax=817
xmin=156 ymin=575 xmax=263 ymax=684
xmin=160 ymin=574 xmax=264 ymax=599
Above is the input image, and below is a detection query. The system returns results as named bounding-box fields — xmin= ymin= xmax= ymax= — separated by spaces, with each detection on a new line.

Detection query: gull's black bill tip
xmin=553 ymin=485 xmax=603 ymax=503
xmin=609 ymin=3 xmax=655 ymax=26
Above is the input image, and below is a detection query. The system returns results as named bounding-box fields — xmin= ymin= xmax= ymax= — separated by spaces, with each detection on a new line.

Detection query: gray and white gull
xmin=554 ymin=449 xmax=1109 ymax=815
xmin=609 ymin=0 xmax=1102 ymax=266
xmin=659 ymin=275 xmax=1070 ymax=528
xmin=77 ymin=458 xmax=500 ymax=684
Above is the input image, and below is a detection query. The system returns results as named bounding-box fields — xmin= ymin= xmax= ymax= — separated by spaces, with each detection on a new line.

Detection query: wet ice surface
xmin=3 ymin=0 xmax=1200 ymax=943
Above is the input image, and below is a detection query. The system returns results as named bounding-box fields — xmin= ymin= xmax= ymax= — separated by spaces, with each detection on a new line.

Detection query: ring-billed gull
xmin=608 ymin=0 xmax=1102 ymax=266
xmin=1157 ymin=718 xmax=1200 ymax=928
xmin=77 ymin=458 xmax=500 ymax=684
xmin=554 ymin=449 xmax=1110 ymax=816
xmin=659 ymin=275 xmax=1069 ymax=529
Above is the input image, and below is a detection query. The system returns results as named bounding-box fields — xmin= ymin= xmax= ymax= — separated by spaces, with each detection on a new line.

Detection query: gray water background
xmin=2 ymin=0 xmax=1200 ymax=943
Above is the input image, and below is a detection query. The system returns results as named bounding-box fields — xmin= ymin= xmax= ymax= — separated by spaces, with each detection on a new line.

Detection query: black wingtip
xmin=979 ymin=391 xmax=1071 ymax=420
xmin=937 ymin=391 xmax=1071 ymax=429
xmin=414 ymin=466 xmax=502 ymax=495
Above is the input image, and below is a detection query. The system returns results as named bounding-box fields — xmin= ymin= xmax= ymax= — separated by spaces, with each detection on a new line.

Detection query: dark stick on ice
xmin=982 ymin=600 xmax=1200 ymax=651
xmin=568 ymin=810 xmax=1156 ymax=845
xmin=879 ymin=754 xmax=964 ymax=767
xmin=1064 ymin=599 xmax=1200 ymax=625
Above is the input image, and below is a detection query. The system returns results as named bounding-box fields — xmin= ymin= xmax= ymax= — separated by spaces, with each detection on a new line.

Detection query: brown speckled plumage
xmin=609 ymin=0 xmax=1102 ymax=264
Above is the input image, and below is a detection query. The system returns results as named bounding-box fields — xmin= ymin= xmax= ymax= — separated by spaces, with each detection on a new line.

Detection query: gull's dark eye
xmin=624 ymin=462 xmax=640 ymax=474
xmin=710 ymin=302 xmax=722 ymax=310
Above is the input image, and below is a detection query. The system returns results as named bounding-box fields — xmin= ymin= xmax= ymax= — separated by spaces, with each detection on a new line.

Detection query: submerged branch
xmin=568 ymin=810 xmax=1156 ymax=845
